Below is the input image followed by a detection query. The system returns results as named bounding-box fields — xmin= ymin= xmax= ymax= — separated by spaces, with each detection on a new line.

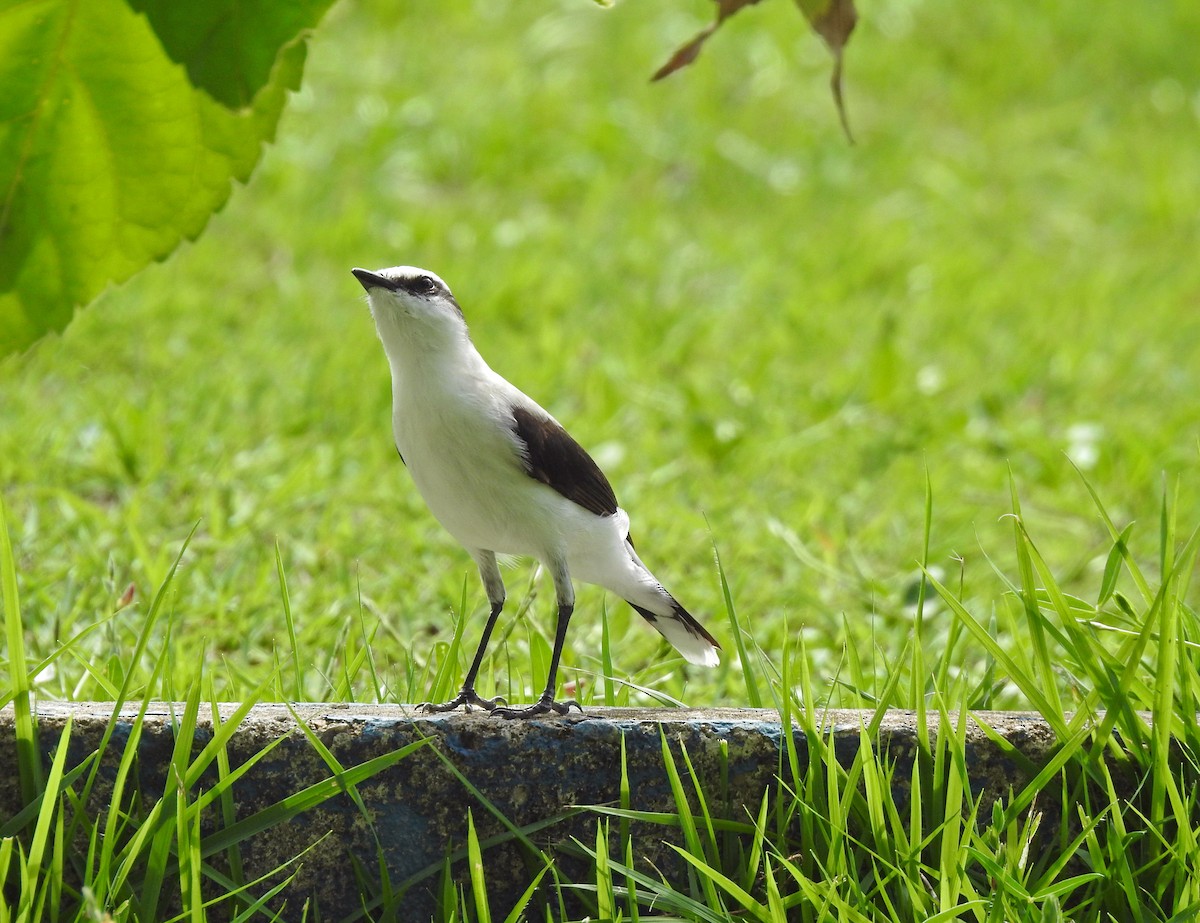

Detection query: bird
xmin=352 ymin=265 xmax=720 ymax=718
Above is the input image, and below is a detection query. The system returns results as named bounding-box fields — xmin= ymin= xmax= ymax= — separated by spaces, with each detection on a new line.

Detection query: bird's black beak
xmin=351 ymin=267 xmax=393 ymax=291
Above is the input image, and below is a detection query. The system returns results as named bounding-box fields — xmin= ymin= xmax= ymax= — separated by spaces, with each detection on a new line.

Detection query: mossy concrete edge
xmin=0 ymin=703 xmax=1063 ymax=916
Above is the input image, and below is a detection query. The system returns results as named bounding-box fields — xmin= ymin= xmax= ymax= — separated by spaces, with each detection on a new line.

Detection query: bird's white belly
xmin=394 ymin=401 xmax=555 ymax=557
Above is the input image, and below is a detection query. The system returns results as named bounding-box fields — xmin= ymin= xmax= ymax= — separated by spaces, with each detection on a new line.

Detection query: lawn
xmin=2 ymin=0 xmax=1200 ymax=918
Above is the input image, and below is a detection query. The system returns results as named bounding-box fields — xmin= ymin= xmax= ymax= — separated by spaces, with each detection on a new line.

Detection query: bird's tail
xmin=627 ymin=597 xmax=720 ymax=668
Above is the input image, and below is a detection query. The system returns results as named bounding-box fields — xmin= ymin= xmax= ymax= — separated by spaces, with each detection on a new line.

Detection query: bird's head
xmin=352 ymin=265 xmax=468 ymax=353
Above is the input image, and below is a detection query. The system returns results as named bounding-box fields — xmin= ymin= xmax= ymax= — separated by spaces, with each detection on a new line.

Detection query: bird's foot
xmin=492 ymin=696 xmax=582 ymax=720
xmin=417 ymin=689 xmax=507 ymax=714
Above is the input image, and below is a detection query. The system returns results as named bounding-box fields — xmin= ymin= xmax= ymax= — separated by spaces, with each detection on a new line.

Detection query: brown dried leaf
xmin=652 ymin=24 xmax=718 ymax=81
xmin=794 ymin=0 xmax=858 ymax=142
xmin=652 ymin=0 xmax=764 ymax=82
xmin=653 ymin=0 xmax=858 ymax=142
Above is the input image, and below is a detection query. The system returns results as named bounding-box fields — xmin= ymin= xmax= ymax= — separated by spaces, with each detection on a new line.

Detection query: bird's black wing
xmin=511 ymin=406 xmax=619 ymax=518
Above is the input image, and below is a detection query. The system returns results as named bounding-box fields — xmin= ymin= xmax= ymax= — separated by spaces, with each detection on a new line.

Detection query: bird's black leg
xmin=419 ymin=553 xmax=508 ymax=713
xmin=494 ymin=598 xmax=583 ymax=719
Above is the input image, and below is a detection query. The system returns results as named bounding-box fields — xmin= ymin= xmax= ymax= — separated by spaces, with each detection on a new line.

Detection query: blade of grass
xmin=741 ymin=789 xmax=770 ymax=897
xmin=568 ymin=838 xmax=732 ymax=923
xmin=913 ymin=466 xmax=933 ymax=760
xmin=93 ymin=683 xmax=161 ymax=909
xmin=669 ymin=843 xmax=770 ymax=921
xmin=200 ymin=738 xmax=431 ymax=859
xmin=429 ymin=577 xmax=472 ymax=705
xmin=500 ymin=860 xmax=552 ymax=923
xmin=159 ymin=834 xmax=327 ymax=923
xmin=1007 ymin=473 xmax=1065 ymax=723
xmin=1098 ymin=523 xmax=1135 ymax=606
xmin=356 ymin=584 xmax=384 ymax=703
xmin=209 ymin=691 xmax=248 ymax=919
xmin=1072 ymin=461 xmax=1155 ymax=605
xmin=0 ymin=751 xmax=96 ymax=839
xmin=275 ymin=539 xmax=303 ymax=701
xmin=394 ymin=809 xmax=579 ymax=908
xmin=284 ymin=702 xmax=396 ymax=909
xmin=712 ymin=533 xmax=760 ymax=707
xmin=77 ymin=523 xmax=200 ymax=822
xmin=15 ymin=716 xmax=72 ymax=920
xmin=175 ymin=761 xmax=204 ymax=923
xmin=658 ymin=727 xmax=722 ymax=909
xmin=0 ymin=612 xmax=111 ymax=712
xmin=594 ymin=819 xmax=615 ymax=922
xmin=467 ymin=808 xmax=492 ymax=923
xmin=138 ymin=678 xmax=205 ymax=918
xmin=600 ymin=599 xmax=616 ymax=705
xmin=1 ymin=493 xmax=41 ymax=805
xmin=923 ymin=566 xmax=1068 ymax=737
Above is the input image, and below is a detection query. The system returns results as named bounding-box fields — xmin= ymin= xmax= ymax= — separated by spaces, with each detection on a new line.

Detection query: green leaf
xmin=0 ymin=0 xmax=331 ymax=357
xmin=126 ymin=0 xmax=330 ymax=109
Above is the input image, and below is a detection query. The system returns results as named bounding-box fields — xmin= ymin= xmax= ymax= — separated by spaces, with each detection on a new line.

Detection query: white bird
xmin=352 ymin=265 xmax=720 ymax=718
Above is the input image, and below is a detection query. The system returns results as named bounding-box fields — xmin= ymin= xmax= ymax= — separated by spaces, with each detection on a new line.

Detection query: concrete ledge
xmin=0 ymin=703 xmax=1062 ymax=916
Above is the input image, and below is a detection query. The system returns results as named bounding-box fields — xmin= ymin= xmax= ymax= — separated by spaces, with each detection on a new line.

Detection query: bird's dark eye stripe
xmin=400 ymin=275 xmax=438 ymax=296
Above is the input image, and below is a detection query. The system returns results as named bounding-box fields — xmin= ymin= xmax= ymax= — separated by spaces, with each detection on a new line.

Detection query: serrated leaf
xmin=0 ymin=0 xmax=330 ymax=357
xmin=127 ymin=0 xmax=330 ymax=109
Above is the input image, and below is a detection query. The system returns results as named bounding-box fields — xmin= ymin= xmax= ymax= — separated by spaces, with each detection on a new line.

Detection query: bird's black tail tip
xmin=628 ymin=598 xmax=721 ymax=666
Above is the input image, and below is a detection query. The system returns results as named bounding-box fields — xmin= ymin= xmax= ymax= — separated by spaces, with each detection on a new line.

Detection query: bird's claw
xmin=417 ymin=690 xmax=507 ymax=713
xmin=493 ymin=697 xmax=582 ymax=720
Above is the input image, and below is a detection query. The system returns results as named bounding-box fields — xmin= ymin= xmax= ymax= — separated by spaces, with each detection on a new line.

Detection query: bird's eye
xmin=417 ymin=275 xmax=437 ymax=296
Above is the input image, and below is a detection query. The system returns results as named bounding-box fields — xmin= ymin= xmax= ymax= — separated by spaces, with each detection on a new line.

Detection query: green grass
xmin=1 ymin=0 xmax=1198 ymax=707
xmin=2 ymin=0 xmax=1200 ymax=918
xmin=3 ymin=478 xmax=1199 ymax=920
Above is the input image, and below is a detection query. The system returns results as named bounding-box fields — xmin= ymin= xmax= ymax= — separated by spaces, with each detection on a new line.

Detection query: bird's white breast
xmin=389 ymin=356 xmax=563 ymax=557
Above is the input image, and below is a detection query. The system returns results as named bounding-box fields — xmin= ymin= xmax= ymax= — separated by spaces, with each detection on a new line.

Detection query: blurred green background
xmin=2 ymin=0 xmax=1198 ymax=705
